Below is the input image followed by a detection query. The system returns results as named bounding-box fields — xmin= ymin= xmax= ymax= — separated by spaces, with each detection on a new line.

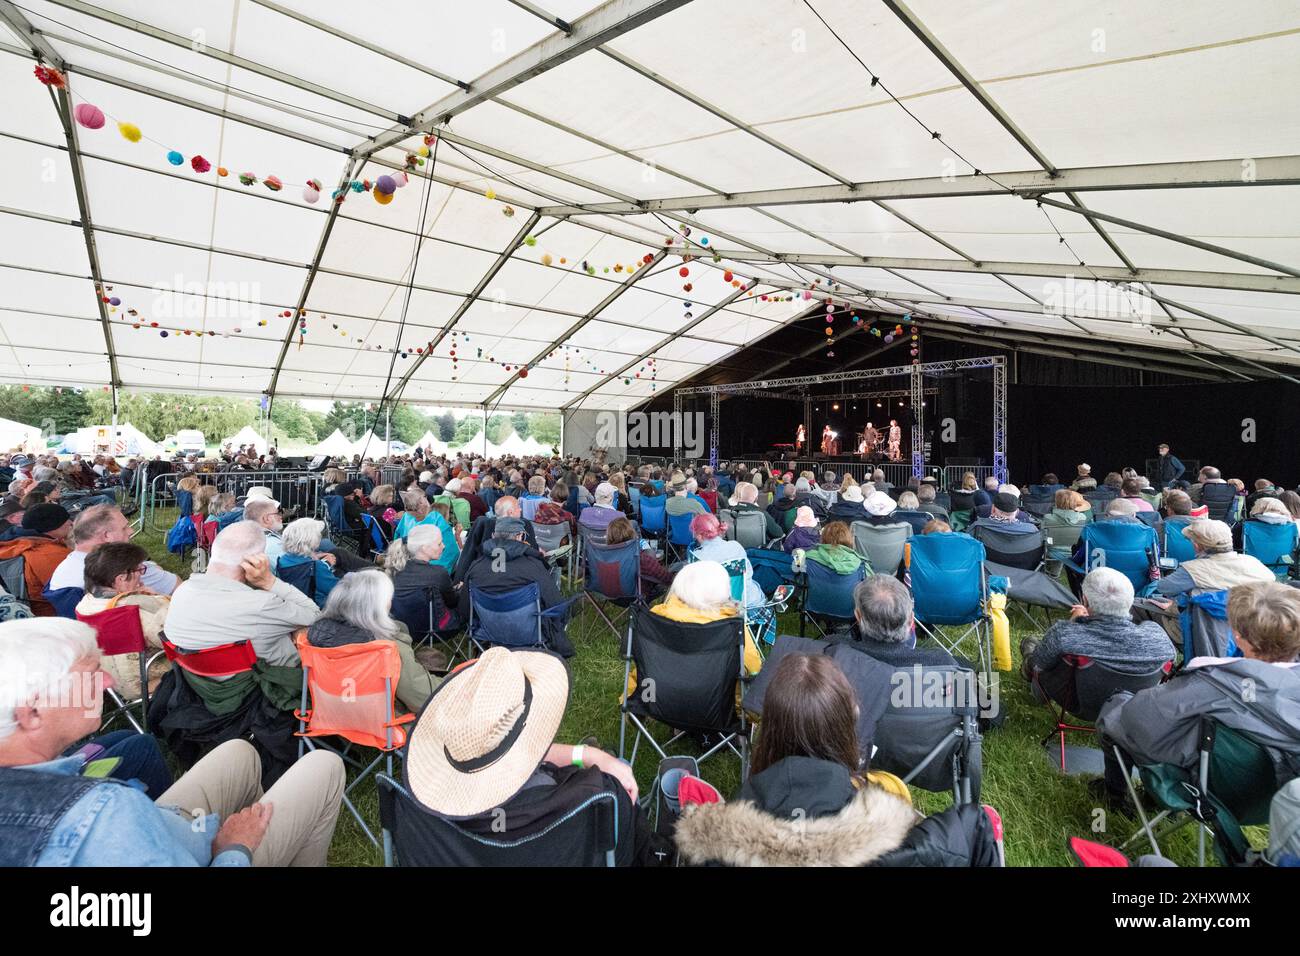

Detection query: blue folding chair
xmin=1065 ymin=522 xmax=1161 ymax=597
xmin=1179 ymin=589 xmax=1241 ymax=661
xmin=639 ymin=495 xmax=667 ymax=540
xmin=392 ymin=584 xmax=466 ymax=662
xmin=666 ymin=511 xmax=696 ymax=563
xmin=43 ymin=586 xmax=85 ymax=619
xmin=323 ymin=495 xmax=361 ymax=553
xmin=747 ymin=547 xmax=796 ymax=598
xmin=1160 ymin=515 xmax=1197 ymax=567
xmin=467 ymin=583 xmax=580 ymax=655
xmin=1242 ymin=520 xmax=1299 ymax=579
xmin=799 ymin=558 xmax=866 ymax=638
xmin=360 ymin=512 xmax=390 ymax=556
xmin=582 ymin=536 xmax=643 ymax=643
xmin=275 ymin=556 xmax=319 ymax=602
xmin=905 ymin=532 xmax=991 ymax=674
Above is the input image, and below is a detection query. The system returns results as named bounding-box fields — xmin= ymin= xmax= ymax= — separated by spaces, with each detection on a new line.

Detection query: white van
xmin=174 ymin=429 xmax=206 ymax=456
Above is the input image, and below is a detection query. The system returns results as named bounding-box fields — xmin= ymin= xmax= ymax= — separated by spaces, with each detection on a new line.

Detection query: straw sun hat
xmin=404 ymin=646 xmax=569 ymax=818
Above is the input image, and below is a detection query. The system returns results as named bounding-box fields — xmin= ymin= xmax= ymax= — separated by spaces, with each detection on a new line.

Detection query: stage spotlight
xmin=832 ymin=403 xmax=839 ymax=410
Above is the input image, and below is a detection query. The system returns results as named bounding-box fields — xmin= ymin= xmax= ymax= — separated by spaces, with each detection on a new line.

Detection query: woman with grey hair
xmin=307 ymin=570 xmax=438 ymax=711
xmin=274 ymin=517 xmax=341 ymax=609
xmin=386 ymin=523 xmax=459 ymax=637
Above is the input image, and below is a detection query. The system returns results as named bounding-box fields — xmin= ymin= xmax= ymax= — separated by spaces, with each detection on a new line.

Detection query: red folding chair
xmin=161 ymin=635 xmax=258 ymax=677
xmin=293 ymin=634 xmax=413 ymax=847
xmin=77 ymin=602 xmax=166 ymax=734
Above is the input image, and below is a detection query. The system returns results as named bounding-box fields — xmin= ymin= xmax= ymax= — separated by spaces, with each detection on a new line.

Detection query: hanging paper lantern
xmin=160 ymin=330 xmax=169 ymax=337
xmin=826 ymin=315 xmax=834 ymax=323
xmin=34 ymin=64 xmax=68 ymax=88
xmin=678 ymin=267 xmax=689 ymax=277
xmin=519 ymin=367 xmax=529 ymax=378
xmin=373 ymin=186 xmax=393 ymax=204
xmin=825 ymin=327 xmax=833 ymax=336
xmin=502 ymin=205 xmax=515 ymax=218
xmin=418 ymin=145 xmax=430 ymax=157
xmin=541 ymin=253 xmax=553 ymax=267
xmin=115 ymin=121 xmax=142 ymax=143
xmin=643 ymin=253 xmax=655 ymax=264
xmin=217 ymin=166 xmax=228 ymax=177
xmin=264 ymin=175 xmax=283 ymax=192
xmin=109 ymin=296 xmax=121 ymax=306
xmin=303 ymin=179 xmax=321 ymax=203
xmin=392 ymin=171 xmax=408 ymax=188
xmin=700 ymin=237 xmax=709 ymax=246
xmin=885 ymin=334 xmax=894 ymax=343
xmin=166 ymin=150 xmax=184 ymax=166
xmin=190 ymin=155 xmax=211 ymax=174
xmin=484 ymin=187 xmax=496 ymax=200
xmin=559 ymin=257 xmax=567 ymax=265
xmin=239 ymin=172 xmax=257 ymax=186
xmin=73 ymin=103 xmax=105 ymax=129
xmin=683 ymin=283 xmax=693 ymax=293
xmin=375 ymin=174 xmax=396 ymax=195
xmin=523 ymin=236 xmax=536 ymax=246
xmin=723 ymin=271 xmax=733 ymax=282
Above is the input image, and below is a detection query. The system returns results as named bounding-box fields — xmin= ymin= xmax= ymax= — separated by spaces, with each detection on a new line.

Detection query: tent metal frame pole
xmin=353 ymin=0 xmax=694 ymax=159
xmin=40 ymin=0 xmax=401 ymax=120
xmin=384 ymin=211 xmax=543 ymax=405
xmin=561 ymin=279 xmax=758 ymax=410
xmin=672 ymin=390 xmax=683 ymax=463
xmin=1030 ymin=195 xmax=1300 ymax=280
xmin=709 ymin=390 xmax=720 ymax=469
xmin=909 ymin=363 xmax=925 ymax=478
xmin=0 ymin=1 xmax=119 ymax=388
xmin=486 ymin=248 xmax=670 ymax=406
xmin=536 ymin=155 xmax=1300 ymax=216
xmin=506 ymin=0 xmax=575 ymax=33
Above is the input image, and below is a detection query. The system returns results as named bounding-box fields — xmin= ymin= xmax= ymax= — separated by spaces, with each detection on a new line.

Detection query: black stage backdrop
xmin=1009 ymin=381 xmax=1300 ymax=485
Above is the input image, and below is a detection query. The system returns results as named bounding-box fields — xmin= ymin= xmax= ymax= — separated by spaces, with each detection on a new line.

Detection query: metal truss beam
xmin=535 ymin=155 xmax=1300 ymax=217
xmin=354 ymin=0 xmax=694 ymax=159
xmin=384 ymin=211 xmax=543 ymax=405
xmin=0 ymin=2 xmax=118 ymax=387
xmin=486 ymin=247 xmax=669 ymax=406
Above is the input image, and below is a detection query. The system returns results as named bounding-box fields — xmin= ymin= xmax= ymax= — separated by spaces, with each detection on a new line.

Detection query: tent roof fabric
xmin=1 ymin=1 xmax=1297 ymax=410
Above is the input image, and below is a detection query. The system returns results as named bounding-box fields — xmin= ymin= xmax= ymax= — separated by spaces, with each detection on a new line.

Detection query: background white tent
xmin=351 ymin=430 xmax=391 ymax=457
xmin=222 ymin=425 xmax=268 ymax=454
xmin=520 ymin=436 xmax=549 ymax=456
xmin=0 ymin=416 xmax=44 ymax=453
xmin=0 ymin=1 xmax=1296 ymax=411
xmin=61 ymin=422 xmax=158 ymax=456
xmin=413 ymin=430 xmax=450 ymax=455
xmin=312 ymin=428 xmax=355 ymax=458
xmin=494 ymin=430 xmax=531 ymax=455
xmin=455 ymin=431 xmax=500 ymax=457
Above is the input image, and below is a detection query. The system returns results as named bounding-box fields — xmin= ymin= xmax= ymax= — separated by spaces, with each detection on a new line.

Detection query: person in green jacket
xmin=805 ymin=521 xmax=871 ymax=575
xmin=1041 ymin=488 xmax=1092 ymax=561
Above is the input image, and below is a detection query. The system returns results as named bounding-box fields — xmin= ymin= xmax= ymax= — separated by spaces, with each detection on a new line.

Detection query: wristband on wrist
xmin=571 ymin=745 xmax=585 ymax=768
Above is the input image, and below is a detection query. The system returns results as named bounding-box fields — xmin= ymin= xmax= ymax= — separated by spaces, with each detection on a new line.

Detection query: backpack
xmin=165 ymin=513 xmax=198 ymax=555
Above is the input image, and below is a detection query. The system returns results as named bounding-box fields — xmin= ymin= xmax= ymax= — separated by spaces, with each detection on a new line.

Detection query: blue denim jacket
xmin=15 ymin=755 xmax=250 ymax=867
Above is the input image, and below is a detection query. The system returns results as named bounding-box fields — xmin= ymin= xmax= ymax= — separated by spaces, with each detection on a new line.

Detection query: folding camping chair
xmin=850 ymin=520 xmax=909 ymax=577
xmin=1065 ymin=521 xmax=1161 ymax=597
xmin=581 ymin=536 xmax=643 ymax=644
xmin=1243 ymin=520 xmax=1299 ymax=579
xmin=720 ymin=509 xmax=770 ymax=550
xmin=798 ymin=557 xmax=866 ymax=638
xmin=529 ymin=519 xmax=574 ymax=583
xmin=294 ymin=635 xmax=413 ymax=847
xmin=376 ymin=772 xmax=623 ymax=867
xmin=1159 ymin=515 xmax=1197 ymax=567
xmin=467 ymin=583 xmax=580 ymax=656
xmin=905 ymin=532 xmax=992 ymax=675
xmin=360 ymin=512 xmax=390 ymax=557
xmin=638 ymin=494 xmax=667 ymax=542
xmin=619 ymin=604 xmax=750 ymax=776
xmin=1179 ymin=589 xmax=1239 ymax=661
xmin=275 ymin=556 xmax=318 ymax=603
xmin=77 ymin=603 xmax=166 ymax=734
xmin=747 ymin=546 xmax=797 ymax=599
xmin=0 ymin=554 xmax=28 ymax=606
xmin=972 ymin=525 xmax=1060 ymax=631
xmin=1117 ymin=717 xmax=1277 ymax=866
xmin=391 ymin=583 xmax=468 ymax=664
xmin=323 ymin=495 xmax=361 ymax=554
xmin=43 ymin=586 xmax=85 ymax=619
xmin=665 ymin=510 xmax=696 ymax=563
xmin=872 ymin=663 xmax=984 ymax=804
xmin=160 ymin=635 xmax=257 ymax=678
xmin=687 ymin=553 xmax=788 ymax=654
xmin=432 ymin=493 xmax=471 ymax=534
xmin=1033 ymin=655 xmax=1170 ymax=774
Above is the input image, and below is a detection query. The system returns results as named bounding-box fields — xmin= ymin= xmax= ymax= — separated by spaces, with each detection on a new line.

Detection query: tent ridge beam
xmin=534 ymin=155 xmax=1300 ymax=216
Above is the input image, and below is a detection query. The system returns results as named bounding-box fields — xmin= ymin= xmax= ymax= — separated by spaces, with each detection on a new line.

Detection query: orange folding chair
xmin=77 ymin=601 xmax=167 ymax=734
xmin=293 ymin=634 xmax=413 ymax=846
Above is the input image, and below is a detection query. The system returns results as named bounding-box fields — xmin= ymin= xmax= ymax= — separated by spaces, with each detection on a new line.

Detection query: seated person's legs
xmin=67 ymin=729 xmax=173 ymax=798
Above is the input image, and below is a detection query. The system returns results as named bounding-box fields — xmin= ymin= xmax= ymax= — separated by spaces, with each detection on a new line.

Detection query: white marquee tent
xmin=1 ymin=0 xmax=1298 ymax=414
xmin=413 ymin=430 xmax=449 ymax=455
xmin=312 ymin=428 xmax=355 ymax=457
xmin=222 ymin=424 xmax=268 ymax=454
xmin=0 ymin=416 xmax=44 ymax=453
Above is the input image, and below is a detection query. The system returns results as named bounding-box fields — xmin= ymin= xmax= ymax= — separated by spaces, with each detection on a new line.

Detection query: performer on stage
xmin=795 ymin=423 xmax=805 ymax=453
xmin=888 ymin=419 xmax=902 ymax=462
xmin=862 ymin=421 xmax=879 ymax=460
xmin=820 ymin=424 xmax=836 ymax=456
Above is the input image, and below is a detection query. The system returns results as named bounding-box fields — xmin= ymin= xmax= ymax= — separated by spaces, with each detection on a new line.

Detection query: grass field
xmin=135 ymin=509 xmax=1257 ymax=867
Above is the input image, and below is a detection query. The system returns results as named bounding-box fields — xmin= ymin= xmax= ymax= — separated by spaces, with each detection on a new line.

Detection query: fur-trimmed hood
xmin=674 ymin=780 xmax=916 ymax=867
